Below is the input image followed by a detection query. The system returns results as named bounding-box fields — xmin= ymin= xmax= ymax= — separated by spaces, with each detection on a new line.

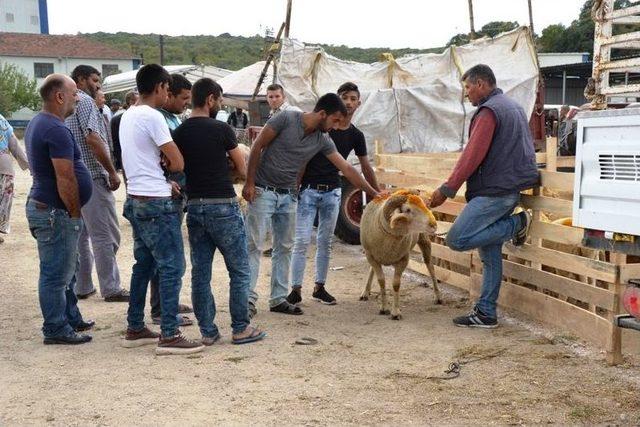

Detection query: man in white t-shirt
xmin=119 ymin=64 xmax=203 ymax=355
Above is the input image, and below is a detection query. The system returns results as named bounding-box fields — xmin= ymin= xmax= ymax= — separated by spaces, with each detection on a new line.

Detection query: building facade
xmin=0 ymin=32 xmax=140 ymax=121
xmin=0 ymin=0 xmax=48 ymax=34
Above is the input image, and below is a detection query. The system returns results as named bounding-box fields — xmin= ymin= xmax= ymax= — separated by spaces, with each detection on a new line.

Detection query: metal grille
xmin=599 ymin=153 xmax=640 ymax=181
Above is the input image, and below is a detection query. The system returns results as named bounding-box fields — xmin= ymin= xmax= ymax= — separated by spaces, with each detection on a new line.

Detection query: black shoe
xmin=512 ymin=210 xmax=532 ymax=247
xmin=453 ymin=308 xmax=498 ymax=329
xmin=269 ymin=301 xmax=303 ymax=315
xmin=104 ymin=289 xmax=130 ymax=302
xmin=43 ymin=332 xmax=92 ymax=345
xmin=286 ymin=288 xmax=302 ymax=305
xmin=73 ymin=319 xmax=95 ymax=332
xmin=312 ymin=285 xmax=336 ymax=305
xmin=76 ymin=289 xmax=96 ymax=300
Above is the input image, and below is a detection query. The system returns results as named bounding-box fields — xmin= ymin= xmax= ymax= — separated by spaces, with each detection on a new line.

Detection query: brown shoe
xmin=122 ymin=326 xmax=160 ymax=348
xmin=156 ymin=332 xmax=205 ymax=355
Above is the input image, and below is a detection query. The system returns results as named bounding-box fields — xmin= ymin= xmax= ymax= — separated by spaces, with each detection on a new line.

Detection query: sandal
xmin=152 ymin=314 xmax=193 ymax=327
xmin=178 ymin=304 xmax=193 ymax=314
xmin=269 ymin=301 xmax=304 ymax=315
xmin=248 ymin=302 xmax=257 ymax=319
xmin=232 ymin=326 xmax=266 ymax=345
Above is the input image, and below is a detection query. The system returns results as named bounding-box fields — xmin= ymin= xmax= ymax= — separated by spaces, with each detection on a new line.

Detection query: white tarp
xmin=216 ymin=61 xmax=275 ymax=99
xmin=102 ymin=65 xmax=231 ymax=94
xmin=277 ymin=27 xmax=539 ymax=154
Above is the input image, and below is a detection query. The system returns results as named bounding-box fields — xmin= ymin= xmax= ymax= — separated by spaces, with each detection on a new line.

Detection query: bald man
xmin=24 ymin=74 xmax=95 ymax=345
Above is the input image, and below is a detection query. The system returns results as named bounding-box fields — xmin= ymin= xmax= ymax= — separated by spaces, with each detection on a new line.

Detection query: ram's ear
xmin=390 ymin=212 xmax=410 ymax=230
xmin=382 ymin=195 xmax=408 ymax=221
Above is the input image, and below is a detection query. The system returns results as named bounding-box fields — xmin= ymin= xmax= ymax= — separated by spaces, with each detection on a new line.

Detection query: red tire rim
xmin=344 ymin=188 xmax=363 ymax=227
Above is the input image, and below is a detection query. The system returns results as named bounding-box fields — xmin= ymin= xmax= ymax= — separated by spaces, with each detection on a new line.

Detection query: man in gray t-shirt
xmin=256 ymin=110 xmax=336 ymax=189
xmin=243 ymin=93 xmax=380 ymax=316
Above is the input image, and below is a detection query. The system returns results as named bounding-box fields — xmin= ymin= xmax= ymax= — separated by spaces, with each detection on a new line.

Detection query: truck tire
xmin=334 ymin=178 xmax=363 ymax=245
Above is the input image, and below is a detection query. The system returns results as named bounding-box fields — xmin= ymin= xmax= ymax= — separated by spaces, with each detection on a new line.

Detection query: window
xmin=102 ymin=64 xmax=119 ymax=78
xmin=34 ymin=63 xmax=54 ymax=78
xmin=5 ymin=13 xmax=14 ymax=23
xmin=30 ymin=15 xmax=39 ymax=25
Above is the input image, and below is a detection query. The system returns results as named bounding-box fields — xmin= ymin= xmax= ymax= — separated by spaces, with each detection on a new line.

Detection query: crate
xmin=374 ymin=139 xmax=639 ymax=365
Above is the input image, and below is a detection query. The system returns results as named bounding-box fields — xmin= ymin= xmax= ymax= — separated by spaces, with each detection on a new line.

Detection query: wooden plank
xmin=376 ymin=154 xmax=458 ymax=172
xmin=607 ymin=253 xmax=627 ymax=365
xmin=620 ymin=263 xmax=640 ymax=283
xmin=388 ymin=152 xmax=462 ymax=159
xmin=501 ymin=260 xmax=616 ymax=311
xmin=471 ymin=273 xmax=610 ymax=348
xmin=412 ymin=241 xmax=471 ymax=267
xmin=432 ymin=200 xmax=465 ymax=217
xmin=557 ymin=156 xmax=575 ymax=168
xmin=529 ymin=220 xmax=583 ymax=246
xmin=521 ymin=194 xmax=573 ymax=217
xmin=539 ymin=170 xmax=574 ymax=193
xmin=376 ymin=170 xmax=426 ymax=187
xmin=501 ymin=243 xmax=618 ymax=283
xmin=435 ymin=221 xmax=453 ymax=234
xmin=408 ymin=259 xmax=469 ymax=291
xmin=536 ymin=152 xmax=547 ymax=164
xmin=546 ymin=137 xmax=558 ymax=171
xmin=376 ymin=170 xmax=466 ymax=192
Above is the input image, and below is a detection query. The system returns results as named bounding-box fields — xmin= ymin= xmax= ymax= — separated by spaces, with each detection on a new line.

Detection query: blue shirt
xmin=0 ymin=113 xmax=12 ymax=152
xmin=25 ymin=112 xmax=93 ymax=209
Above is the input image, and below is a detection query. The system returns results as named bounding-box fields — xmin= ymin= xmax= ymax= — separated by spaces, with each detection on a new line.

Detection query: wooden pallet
xmin=374 ymin=139 xmax=637 ymax=365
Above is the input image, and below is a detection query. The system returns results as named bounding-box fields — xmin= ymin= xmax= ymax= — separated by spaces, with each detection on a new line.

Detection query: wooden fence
xmin=374 ymin=139 xmax=639 ymax=365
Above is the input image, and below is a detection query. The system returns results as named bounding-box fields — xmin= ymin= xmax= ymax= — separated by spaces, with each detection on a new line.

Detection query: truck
xmin=571 ymin=0 xmax=640 ymax=328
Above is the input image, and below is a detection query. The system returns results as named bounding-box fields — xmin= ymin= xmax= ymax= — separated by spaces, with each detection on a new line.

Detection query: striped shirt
xmin=65 ymin=89 xmax=109 ymax=182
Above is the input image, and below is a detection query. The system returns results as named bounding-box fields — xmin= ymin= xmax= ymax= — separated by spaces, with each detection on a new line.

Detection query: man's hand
xmin=170 ymin=180 xmax=181 ymax=198
xmin=108 ymin=172 xmax=121 ymax=191
xmin=429 ymin=188 xmax=447 ymax=209
xmin=242 ymin=183 xmax=256 ymax=203
xmin=376 ymin=189 xmax=390 ymax=198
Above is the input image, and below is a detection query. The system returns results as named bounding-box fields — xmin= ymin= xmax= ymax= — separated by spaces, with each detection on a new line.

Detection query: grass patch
xmin=568 ymin=405 xmax=600 ymax=421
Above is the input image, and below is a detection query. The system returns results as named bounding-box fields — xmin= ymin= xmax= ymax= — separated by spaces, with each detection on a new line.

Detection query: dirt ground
xmin=1 ymin=166 xmax=640 ymax=426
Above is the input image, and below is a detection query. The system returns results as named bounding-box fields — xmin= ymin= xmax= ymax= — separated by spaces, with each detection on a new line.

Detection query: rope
xmin=426 ymin=348 xmax=506 ymax=380
xmin=380 ymin=52 xmax=396 ymax=88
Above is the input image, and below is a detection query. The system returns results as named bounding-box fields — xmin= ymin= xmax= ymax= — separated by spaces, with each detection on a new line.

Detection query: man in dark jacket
xmin=430 ymin=64 xmax=538 ymax=329
xmin=227 ymin=107 xmax=248 ymax=129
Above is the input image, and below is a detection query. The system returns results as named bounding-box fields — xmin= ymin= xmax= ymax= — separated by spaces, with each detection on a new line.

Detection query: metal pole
xmin=284 ymin=0 xmax=292 ymax=38
xmin=159 ymin=34 xmax=165 ymax=65
xmin=468 ymin=0 xmax=476 ymax=39
xmin=562 ymin=70 xmax=567 ymax=105
xmin=528 ymin=0 xmax=535 ymax=35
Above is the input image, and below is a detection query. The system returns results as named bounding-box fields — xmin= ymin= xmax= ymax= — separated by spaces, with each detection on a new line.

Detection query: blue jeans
xmin=187 ymin=202 xmax=250 ymax=336
xmin=246 ymin=188 xmax=297 ymax=307
xmin=26 ymin=199 xmax=84 ymax=338
xmin=445 ymin=193 xmax=522 ymax=318
xmin=123 ymin=198 xmax=185 ymax=338
xmin=290 ymin=188 xmax=341 ymax=287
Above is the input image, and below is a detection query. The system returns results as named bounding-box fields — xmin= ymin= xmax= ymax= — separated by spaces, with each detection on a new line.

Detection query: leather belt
xmin=187 ymin=197 xmax=237 ymax=206
xmin=256 ymin=184 xmax=297 ymax=195
xmin=302 ymin=183 xmax=339 ymax=192
xmin=128 ymin=195 xmax=171 ymax=201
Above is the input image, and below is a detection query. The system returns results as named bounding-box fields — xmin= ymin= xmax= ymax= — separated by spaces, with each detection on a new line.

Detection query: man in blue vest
xmin=430 ymin=64 xmax=539 ymax=329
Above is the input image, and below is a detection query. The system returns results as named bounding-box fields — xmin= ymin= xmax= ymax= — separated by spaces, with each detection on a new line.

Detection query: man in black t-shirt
xmin=288 ymin=82 xmax=379 ymax=305
xmin=174 ymin=78 xmax=265 ymax=345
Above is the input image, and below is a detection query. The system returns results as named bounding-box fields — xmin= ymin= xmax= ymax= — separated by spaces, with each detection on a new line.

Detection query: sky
xmin=48 ymin=0 xmax=586 ymax=49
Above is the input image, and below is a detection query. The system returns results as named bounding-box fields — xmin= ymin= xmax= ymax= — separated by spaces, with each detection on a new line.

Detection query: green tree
xmin=539 ymin=24 xmax=568 ymax=52
xmin=446 ymin=21 xmax=519 ymax=47
xmin=0 ymin=62 xmax=40 ymax=117
xmin=479 ymin=21 xmax=519 ymax=38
